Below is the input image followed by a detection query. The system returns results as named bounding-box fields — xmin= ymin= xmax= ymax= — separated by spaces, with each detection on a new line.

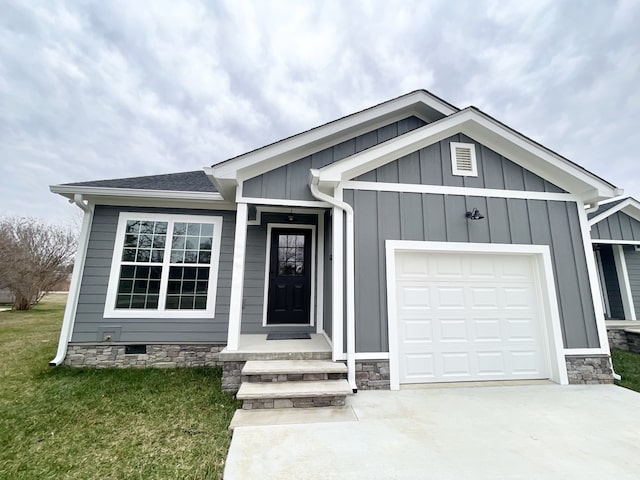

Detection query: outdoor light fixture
xmin=465 ymin=208 xmax=485 ymax=220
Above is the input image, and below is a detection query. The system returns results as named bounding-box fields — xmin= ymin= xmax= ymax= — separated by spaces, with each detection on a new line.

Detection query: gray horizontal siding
xmin=355 ymin=133 xmax=565 ymax=193
xmin=345 ymin=191 xmax=598 ymax=352
xmin=72 ymin=205 xmax=236 ymax=343
xmin=242 ymin=116 xmax=427 ymax=201
xmin=597 ymin=245 xmax=624 ymax=319
xmin=623 ymin=245 xmax=640 ymax=319
xmin=591 ymin=211 xmax=640 ymax=241
xmin=241 ymin=213 xmax=319 ymax=334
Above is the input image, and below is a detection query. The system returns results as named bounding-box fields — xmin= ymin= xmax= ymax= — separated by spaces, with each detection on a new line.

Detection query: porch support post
xmin=613 ymin=244 xmax=636 ymax=320
xmin=227 ymin=202 xmax=248 ymax=350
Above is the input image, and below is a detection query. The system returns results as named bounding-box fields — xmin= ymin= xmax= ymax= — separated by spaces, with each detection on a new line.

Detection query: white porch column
xmin=227 ymin=202 xmax=248 ymax=350
xmin=613 ymin=244 xmax=636 ymax=320
xmin=332 ymin=205 xmax=344 ymax=362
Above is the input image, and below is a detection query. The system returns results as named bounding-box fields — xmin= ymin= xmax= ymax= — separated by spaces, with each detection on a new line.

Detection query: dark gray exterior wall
xmin=344 ymin=191 xmax=599 ymax=352
xmin=355 ymin=133 xmax=565 ymax=193
xmin=72 ymin=205 xmax=235 ymax=343
xmin=591 ymin=211 xmax=640 ymax=241
xmin=597 ymin=245 xmax=624 ymax=319
xmin=323 ymin=210 xmax=333 ymax=339
xmin=242 ymin=116 xmax=427 ymax=201
xmin=241 ymin=212 xmax=320 ymax=334
xmin=623 ymin=245 xmax=640 ymax=319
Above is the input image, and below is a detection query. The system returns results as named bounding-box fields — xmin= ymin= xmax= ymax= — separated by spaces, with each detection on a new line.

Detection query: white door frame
xmin=385 ymin=240 xmax=569 ymax=390
xmin=262 ymin=223 xmax=317 ymax=327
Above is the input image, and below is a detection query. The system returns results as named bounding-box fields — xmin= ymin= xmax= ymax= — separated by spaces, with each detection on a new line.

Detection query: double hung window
xmin=104 ymin=213 xmax=223 ymax=318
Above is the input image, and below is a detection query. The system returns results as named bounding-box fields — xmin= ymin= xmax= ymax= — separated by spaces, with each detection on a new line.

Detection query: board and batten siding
xmin=597 ymin=244 xmax=625 ymax=319
xmin=344 ymin=191 xmax=599 ymax=352
xmin=591 ymin=211 xmax=640 ymax=241
xmin=240 ymin=212 xmax=319 ymax=334
xmin=242 ymin=116 xmax=427 ymax=201
xmin=623 ymin=245 xmax=640 ymax=319
xmin=72 ymin=205 xmax=235 ymax=343
xmin=355 ymin=133 xmax=566 ymax=193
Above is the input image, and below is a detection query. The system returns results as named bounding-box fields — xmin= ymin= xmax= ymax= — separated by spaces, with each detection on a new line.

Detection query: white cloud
xmin=0 ymin=0 xmax=639 ymax=224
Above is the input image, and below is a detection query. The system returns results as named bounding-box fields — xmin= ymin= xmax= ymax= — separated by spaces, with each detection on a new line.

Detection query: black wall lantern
xmin=465 ymin=208 xmax=485 ymax=220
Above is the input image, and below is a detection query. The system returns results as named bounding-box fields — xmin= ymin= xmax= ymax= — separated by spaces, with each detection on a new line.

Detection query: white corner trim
xmin=227 ymin=203 xmax=248 ymax=351
xmin=261 ymin=223 xmax=316 ymax=327
xmin=341 ymin=181 xmax=576 ymax=202
xmin=613 ymin=244 xmax=636 ymax=320
xmin=50 ymin=204 xmax=95 ymax=365
xmin=385 ymin=240 xmax=568 ymax=390
xmin=576 ymin=204 xmax=615 ymax=351
xmin=450 ymin=141 xmax=478 ymax=177
xmin=103 ymin=212 xmax=224 ymax=320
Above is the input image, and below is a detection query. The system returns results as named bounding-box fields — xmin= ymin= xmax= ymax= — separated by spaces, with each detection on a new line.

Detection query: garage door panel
xmin=395 ymin=251 xmax=549 ymax=384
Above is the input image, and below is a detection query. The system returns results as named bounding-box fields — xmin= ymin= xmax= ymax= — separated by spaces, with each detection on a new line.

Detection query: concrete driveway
xmin=224 ymin=383 xmax=640 ymax=479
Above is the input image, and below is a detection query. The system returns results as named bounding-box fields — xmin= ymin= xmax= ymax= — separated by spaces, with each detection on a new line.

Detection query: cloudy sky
xmin=1 ymin=0 xmax=639 ymax=226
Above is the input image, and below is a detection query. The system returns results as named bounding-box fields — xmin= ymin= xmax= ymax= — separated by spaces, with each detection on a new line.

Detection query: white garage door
xmin=395 ymin=251 xmax=549 ymax=384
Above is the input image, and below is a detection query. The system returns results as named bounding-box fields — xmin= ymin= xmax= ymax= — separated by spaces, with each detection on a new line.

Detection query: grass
xmin=611 ymin=348 xmax=640 ymax=393
xmin=0 ymin=294 xmax=241 ymax=480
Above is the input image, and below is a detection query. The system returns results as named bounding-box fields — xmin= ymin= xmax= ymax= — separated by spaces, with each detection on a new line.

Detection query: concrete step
xmin=242 ymin=360 xmax=347 ymax=376
xmin=229 ymin=406 xmax=357 ymax=430
xmin=237 ymin=380 xmax=352 ymax=400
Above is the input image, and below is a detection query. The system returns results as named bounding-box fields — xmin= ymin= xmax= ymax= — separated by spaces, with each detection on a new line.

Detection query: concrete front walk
xmin=224 ymin=384 xmax=640 ymax=479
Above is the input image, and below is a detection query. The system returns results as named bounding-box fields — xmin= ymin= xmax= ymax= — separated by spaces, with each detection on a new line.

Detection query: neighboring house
xmin=589 ymin=197 xmax=640 ymax=352
xmin=50 ymin=90 xmax=623 ymax=409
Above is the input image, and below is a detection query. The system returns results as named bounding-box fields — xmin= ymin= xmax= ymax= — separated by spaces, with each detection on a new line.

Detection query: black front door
xmin=266 ymin=228 xmax=312 ymax=324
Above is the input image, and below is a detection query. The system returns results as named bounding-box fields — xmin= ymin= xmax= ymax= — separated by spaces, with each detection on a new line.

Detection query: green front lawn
xmin=0 ymin=294 xmax=240 ymax=480
xmin=611 ymin=348 xmax=640 ymax=393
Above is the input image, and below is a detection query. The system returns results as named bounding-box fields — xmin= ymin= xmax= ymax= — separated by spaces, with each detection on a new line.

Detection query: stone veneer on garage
xmin=64 ymin=344 xmax=225 ymax=368
xmin=565 ymin=355 xmax=614 ymax=384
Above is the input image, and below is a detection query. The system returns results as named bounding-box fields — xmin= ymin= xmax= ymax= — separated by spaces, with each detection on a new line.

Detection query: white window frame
xmin=450 ymin=141 xmax=478 ymax=177
xmin=104 ymin=212 xmax=223 ymax=319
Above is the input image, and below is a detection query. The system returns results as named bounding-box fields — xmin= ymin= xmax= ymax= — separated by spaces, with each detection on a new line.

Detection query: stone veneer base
xmin=607 ymin=328 xmax=640 ymax=353
xmin=65 ymin=344 xmax=225 ymax=368
xmin=565 ymin=354 xmax=614 ymax=384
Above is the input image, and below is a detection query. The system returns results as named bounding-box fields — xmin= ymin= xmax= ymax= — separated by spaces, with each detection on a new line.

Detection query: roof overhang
xmin=50 ymin=185 xmax=234 ymax=211
xmin=589 ymin=197 xmax=640 ymax=225
xmin=315 ymin=108 xmax=621 ymax=204
xmin=208 ymin=90 xmax=458 ymax=200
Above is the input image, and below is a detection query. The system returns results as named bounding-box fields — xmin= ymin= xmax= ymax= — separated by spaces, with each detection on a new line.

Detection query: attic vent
xmin=450 ymin=142 xmax=478 ymax=177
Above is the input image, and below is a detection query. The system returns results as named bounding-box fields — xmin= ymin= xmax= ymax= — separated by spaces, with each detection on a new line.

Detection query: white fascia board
xmin=210 ymin=91 xmax=458 ymax=182
xmin=589 ymin=198 xmax=640 ymax=226
xmin=317 ymin=109 xmax=619 ymax=202
xmin=49 ymin=185 xmax=236 ymax=211
xmin=50 ymin=184 xmax=225 ymax=202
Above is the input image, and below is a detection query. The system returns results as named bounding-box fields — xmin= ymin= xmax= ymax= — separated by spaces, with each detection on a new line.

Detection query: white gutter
xmin=50 ymin=194 xmax=94 ymax=366
xmin=309 ymin=170 xmax=357 ymax=392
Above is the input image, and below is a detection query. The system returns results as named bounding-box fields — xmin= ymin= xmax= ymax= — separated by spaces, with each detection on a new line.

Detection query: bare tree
xmin=0 ymin=217 xmax=77 ymax=310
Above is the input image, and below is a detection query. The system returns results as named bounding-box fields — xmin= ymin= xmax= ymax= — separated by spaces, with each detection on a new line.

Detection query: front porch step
xmin=237 ymin=380 xmax=352 ymax=409
xmin=242 ymin=360 xmax=347 ymax=376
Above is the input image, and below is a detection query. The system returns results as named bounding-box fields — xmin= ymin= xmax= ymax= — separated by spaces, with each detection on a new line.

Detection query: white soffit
xmin=317 ymin=108 xmax=619 ymax=202
xmin=209 ymin=90 xmax=458 ymax=184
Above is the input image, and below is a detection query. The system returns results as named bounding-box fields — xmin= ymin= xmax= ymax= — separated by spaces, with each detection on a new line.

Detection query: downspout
xmin=50 ymin=194 xmax=94 ymax=366
xmin=309 ymin=170 xmax=357 ymax=392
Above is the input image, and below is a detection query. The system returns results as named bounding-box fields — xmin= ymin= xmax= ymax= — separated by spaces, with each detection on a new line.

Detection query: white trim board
xmin=341 ymin=181 xmax=576 ymax=202
xmin=262 ymin=223 xmax=317 ymax=327
xmin=385 ymin=241 xmax=568 ymax=390
xmin=591 ymin=239 xmax=640 ymax=246
xmin=589 ymin=197 xmax=640 ymax=226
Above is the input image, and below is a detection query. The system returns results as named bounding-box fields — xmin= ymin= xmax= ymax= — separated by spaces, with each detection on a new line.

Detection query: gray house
xmin=50 ymin=90 xmax=622 ymax=408
xmin=589 ymin=197 xmax=640 ymax=351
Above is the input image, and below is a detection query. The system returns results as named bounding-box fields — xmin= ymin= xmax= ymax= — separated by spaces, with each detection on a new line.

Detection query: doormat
xmin=266 ymin=332 xmax=312 ymax=340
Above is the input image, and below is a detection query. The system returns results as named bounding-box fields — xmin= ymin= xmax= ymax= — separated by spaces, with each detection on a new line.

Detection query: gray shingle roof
xmin=65 ymin=170 xmax=217 ymax=193
xmin=588 ymin=197 xmax=627 ymax=220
